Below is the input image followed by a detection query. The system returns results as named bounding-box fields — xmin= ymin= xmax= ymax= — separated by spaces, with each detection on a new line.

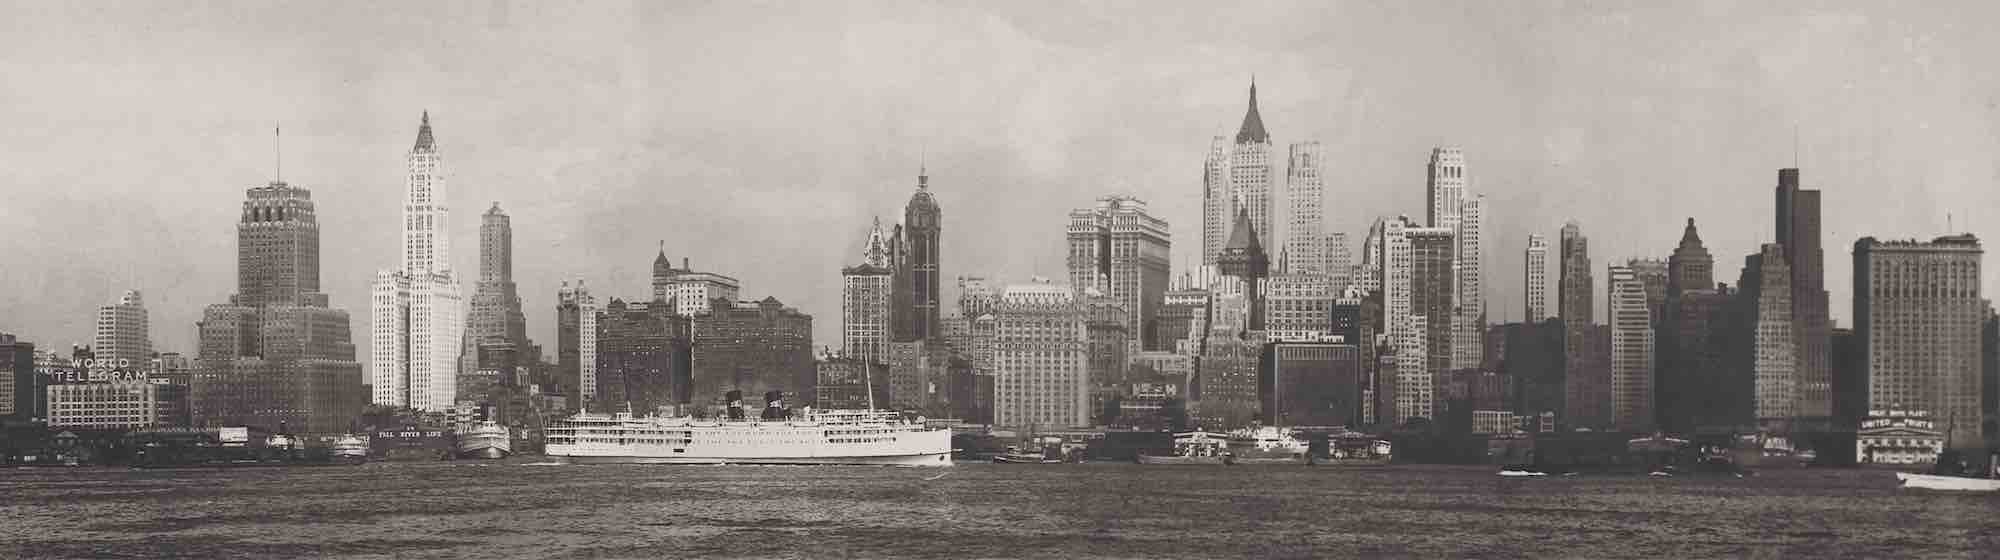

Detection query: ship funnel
xmin=726 ymin=390 xmax=746 ymax=421
xmin=761 ymin=391 xmax=786 ymax=420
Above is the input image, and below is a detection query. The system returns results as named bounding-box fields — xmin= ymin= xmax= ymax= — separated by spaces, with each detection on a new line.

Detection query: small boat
xmin=1648 ymin=471 xmax=1673 ymax=477
xmin=1896 ymin=472 xmax=2000 ymax=492
xmin=1317 ymin=432 xmax=1393 ymax=466
xmin=991 ymin=445 xmax=1062 ymax=464
xmin=1498 ymin=470 xmax=1546 ymax=477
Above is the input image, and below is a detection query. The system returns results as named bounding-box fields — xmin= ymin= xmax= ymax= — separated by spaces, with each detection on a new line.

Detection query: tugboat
xmin=455 ymin=421 xmax=512 ymax=460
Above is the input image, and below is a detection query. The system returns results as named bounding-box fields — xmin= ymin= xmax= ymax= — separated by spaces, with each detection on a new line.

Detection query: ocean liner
xmin=546 ymin=391 xmax=951 ymax=466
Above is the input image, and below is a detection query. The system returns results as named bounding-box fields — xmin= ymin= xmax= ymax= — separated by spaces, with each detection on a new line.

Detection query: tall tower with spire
xmin=900 ymin=167 xmax=942 ymax=342
xmin=370 ymin=112 xmax=467 ymax=412
xmin=1229 ymin=80 xmax=1277 ymax=258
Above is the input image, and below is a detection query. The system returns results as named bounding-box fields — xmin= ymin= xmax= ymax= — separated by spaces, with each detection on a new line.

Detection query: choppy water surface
xmin=2 ymin=462 xmax=1996 ymax=559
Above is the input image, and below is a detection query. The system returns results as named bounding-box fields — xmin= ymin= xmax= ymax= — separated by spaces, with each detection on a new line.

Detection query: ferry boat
xmin=1224 ymin=426 xmax=1310 ymax=465
xmin=1136 ymin=431 xmax=1230 ymax=465
xmin=545 ymin=394 xmax=950 ymax=466
xmin=1321 ymin=432 xmax=1393 ymax=466
xmin=331 ymin=435 xmax=368 ymax=464
xmin=456 ymin=421 xmax=512 ymax=460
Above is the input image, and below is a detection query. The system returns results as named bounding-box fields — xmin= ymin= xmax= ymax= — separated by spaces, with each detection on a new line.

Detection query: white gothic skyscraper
xmin=371 ymin=112 xmax=466 ymax=412
xmin=1283 ymin=142 xmax=1327 ymax=275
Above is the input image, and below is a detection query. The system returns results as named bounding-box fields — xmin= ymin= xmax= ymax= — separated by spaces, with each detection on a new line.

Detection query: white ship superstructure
xmin=546 ymin=408 xmax=952 ymax=466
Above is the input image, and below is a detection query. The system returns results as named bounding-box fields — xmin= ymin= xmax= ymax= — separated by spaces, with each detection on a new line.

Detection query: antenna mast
xmin=275 ymin=124 xmax=282 ymax=183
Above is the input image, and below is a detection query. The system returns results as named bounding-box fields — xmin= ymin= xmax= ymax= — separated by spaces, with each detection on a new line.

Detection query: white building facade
xmin=370 ymin=112 xmax=465 ymax=412
xmin=992 ymin=281 xmax=1088 ymax=430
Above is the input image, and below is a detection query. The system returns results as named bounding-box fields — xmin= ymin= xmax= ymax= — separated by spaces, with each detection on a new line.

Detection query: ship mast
xmin=863 ymin=361 xmax=876 ymax=411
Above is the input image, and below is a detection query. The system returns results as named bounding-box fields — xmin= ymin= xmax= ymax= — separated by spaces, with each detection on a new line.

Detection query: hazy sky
xmin=3 ymin=1 xmax=1998 ymax=355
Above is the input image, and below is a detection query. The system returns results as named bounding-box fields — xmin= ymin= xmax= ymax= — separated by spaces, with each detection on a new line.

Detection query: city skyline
xmin=6 ymin=3 xmax=2000 ymax=357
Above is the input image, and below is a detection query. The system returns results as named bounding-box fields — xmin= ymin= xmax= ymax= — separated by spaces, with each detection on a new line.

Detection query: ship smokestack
xmin=761 ymin=391 xmax=786 ymax=420
xmin=726 ymin=390 xmax=745 ymax=421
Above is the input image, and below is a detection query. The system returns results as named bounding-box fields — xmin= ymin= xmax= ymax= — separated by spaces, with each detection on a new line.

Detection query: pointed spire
xmin=1678 ymin=217 xmax=1704 ymax=249
xmin=413 ymin=110 xmax=436 ymax=152
xmin=1235 ymin=78 xmax=1269 ymax=144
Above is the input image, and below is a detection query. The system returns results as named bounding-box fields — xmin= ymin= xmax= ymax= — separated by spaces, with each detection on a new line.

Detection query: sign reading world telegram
xmin=37 ymin=359 xmax=168 ymax=384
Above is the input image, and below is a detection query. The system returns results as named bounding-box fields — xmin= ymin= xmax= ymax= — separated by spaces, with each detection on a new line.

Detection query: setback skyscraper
xmin=1559 ymin=221 xmax=1593 ymax=332
xmin=370 ymin=112 xmax=466 ymax=412
xmin=195 ymin=177 xmax=364 ymax=434
xmin=1607 ymin=265 xmax=1654 ymax=432
xmin=1738 ymin=244 xmax=1797 ymax=426
xmin=464 ymin=203 xmax=530 ymax=384
xmin=94 ymin=290 xmax=150 ymax=364
xmin=1776 ymin=169 xmax=1832 ymax=422
xmin=1065 ymin=196 xmax=1171 ymax=349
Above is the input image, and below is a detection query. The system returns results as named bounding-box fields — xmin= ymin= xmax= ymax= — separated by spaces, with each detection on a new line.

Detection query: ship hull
xmin=457 ymin=446 xmax=511 ymax=460
xmin=1896 ymin=472 xmax=2000 ymax=492
xmin=1136 ymin=454 xmax=1226 ymax=465
xmin=563 ymin=452 xmax=950 ymax=466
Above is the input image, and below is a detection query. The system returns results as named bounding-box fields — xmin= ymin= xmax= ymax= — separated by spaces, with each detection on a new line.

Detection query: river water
xmin=1 ymin=462 xmax=1995 ymax=559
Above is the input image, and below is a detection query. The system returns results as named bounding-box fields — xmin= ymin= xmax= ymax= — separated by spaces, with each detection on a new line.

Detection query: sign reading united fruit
xmin=36 ymin=358 xmax=168 ymax=384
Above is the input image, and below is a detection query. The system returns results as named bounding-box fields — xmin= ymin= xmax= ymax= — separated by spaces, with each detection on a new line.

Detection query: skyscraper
xmin=1409 ymin=226 xmax=1455 ymax=419
xmin=1607 ymin=265 xmax=1655 ymax=432
xmin=1559 ymin=221 xmax=1593 ymax=332
xmin=1327 ymin=232 xmax=1354 ymax=289
xmin=1667 ymin=218 xmax=1715 ymax=296
xmin=594 ymin=299 xmax=692 ymax=415
xmin=370 ymin=112 xmax=466 ymax=412
xmin=1265 ymin=274 xmax=1335 ymax=342
xmin=992 ymin=280 xmax=1088 ymax=429
xmin=1525 ymin=234 xmax=1550 ymax=321
xmin=1217 ymin=208 xmax=1270 ymax=329
xmin=1201 ymin=135 xmax=1232 ymax=269
xmin=1283 ymin=142 xmax=1327 ymax=275
xmin=556 ymin=279 xmax=599 ymax=410
xmin=1426 ymin=147 xmax=1466 ymax=237
xmin=843 ymin=218 xmax=894 ymax=365
xmin=1231 ymin=81 xmax=1276 ymax=257
xmin=901 ymin=168 xmax=942 ymax=342
xmin=1660 ymin=218 xmax=1718 ymax=433
xmin=1775 ymin=169 xmax=1832 ymax=421
xmin=94 ymin=290 xmax=150 ymax=364
xmin=465 ymin=203 xmax=529 ymax=382
xmin=1628 ymin=259 xmax=1668 ymax=327
xmin=1738 ymin=244 xmax=1797 ymax=425
xmin=195 ymin=177 xmax=364 ymax=434
xmin=1064 ymin=196 xmax=1170 ymax=348
xmin=1453 ymin=195 xmax=1486 ymax=370
xmin=1854 ymin=235 xmax=1984 ymax=448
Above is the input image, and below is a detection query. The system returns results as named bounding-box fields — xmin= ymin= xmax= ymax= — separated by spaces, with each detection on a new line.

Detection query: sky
xmin=3 ymin=1 xmax=1999 ymax=355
